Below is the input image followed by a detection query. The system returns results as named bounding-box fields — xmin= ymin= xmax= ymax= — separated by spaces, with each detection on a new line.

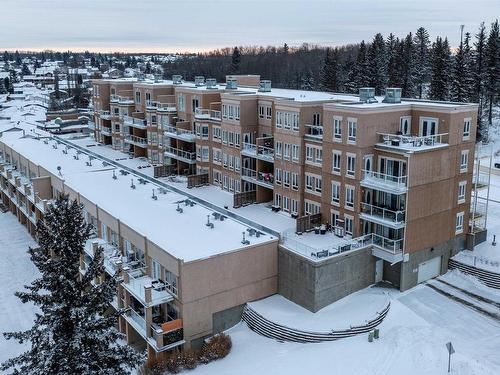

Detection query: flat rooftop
xmin=0 ymin=131 xmax=277 ymax=262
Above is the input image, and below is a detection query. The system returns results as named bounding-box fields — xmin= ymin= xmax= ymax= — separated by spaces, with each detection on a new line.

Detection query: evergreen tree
xmin=21 ymin=63 xmax=31 ymax=77
xmin=450 ymin=32 xmax=474 ymax=102
xmin=320 ymin=48 xmax=339 ymax=91
xmin=300 ymin=69 xmax=315 ymax=91
xmin=485 ymin=20 xmax=500 ymax=127
xmin=354 ymin=41 xmax=370 ymax=90
xmin=1 ymin=196 xmax=144 ymax=375
xmin=386 ymin=33 xmax=400 ymax=87
xmin=368 ymin=33 xmax=387 ymax=95
xmin=400 ymin=33 xmax=417 ymax=97
xmin=414 ymin=27 xmax=431 ymax=98
xmin=429 ymin=37 xmax=452 ymax=101
xmin=230 ymin=46 xmax=241 ymax=74
xmin=474 ymin=22 xmax=488 ymax=140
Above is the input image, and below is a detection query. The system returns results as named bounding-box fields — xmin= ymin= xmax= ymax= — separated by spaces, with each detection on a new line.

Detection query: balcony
xmin=376 ymin=132 xmax=449 ymax=153
xmin=151 ymin=319 xmax=184 ymax=350
xmin=123 ymin=115 xmax=147 ymax=130
xmin=304 ymin=124 xmax=323 ymax=140
xmin=194 ymin=108 xmax=222 ymax=121
xmin=124 ymin=135 xmax=148 ymax=148
xmin=370 ymin=234 xmax=404 ymax=263
xmin=360 ymin=202 xmax=406 ymax=229
xmin=124 ymin=307 xmax=147 ymax=335
xmin=163 ymin=146 xmax=196 ymax=164
xmin=110 ymin=95 xmax=134 ymax=105
xmin=101 ymin=126 xmax=112 ymax=136
xmin=241 ymin=168 xmax=274 ymax=189
xmin=122 ymin=267 xmax=174 ymax=307
xmin=361 ymin=170 xmax=407 ymax=195
xmin=157 ymin=103 xmax=177 ymax=113
xmin=83 ymin=238 xmax=123 ymax=276
xmin=163 ymin=125 xmax=195 ymax=142
xmin=99 ymin=110 xmax=112 ymax=120
xmin=241 ymin=143 xmax=274 ymax=162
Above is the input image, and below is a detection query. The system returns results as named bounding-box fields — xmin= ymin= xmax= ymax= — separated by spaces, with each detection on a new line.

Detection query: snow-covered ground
xmin=193 ymin=283 xmax=500 ymax=375
xmin=0 ymin=213 xmax=38 ymax=373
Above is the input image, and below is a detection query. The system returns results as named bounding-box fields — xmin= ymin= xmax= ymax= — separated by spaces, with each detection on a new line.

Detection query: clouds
xmin=1 ymin=0 xmax=498 ymax=52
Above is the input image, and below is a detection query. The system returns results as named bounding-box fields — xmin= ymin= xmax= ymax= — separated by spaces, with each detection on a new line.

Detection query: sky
xmin=0 ymin=0 xmax=499 ymax=53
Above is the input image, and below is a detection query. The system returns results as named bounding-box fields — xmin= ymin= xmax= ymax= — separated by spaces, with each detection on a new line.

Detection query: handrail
xmin=125 ymin=134 xmax=147 ymax=145
xmin=360 ymin=202 xmax=405 ymax=223
xmin=194 ymin=108 xmax=222 ymax=120
xmin=304 ymin=124 xmax=323 ymax=139
xmin=378 ymin=132 xmax=449 ymax=148
xmin=362 ymin=169 xmax=407 ymax=186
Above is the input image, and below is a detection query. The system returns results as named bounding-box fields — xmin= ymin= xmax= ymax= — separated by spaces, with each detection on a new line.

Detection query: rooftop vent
xmin=137 ymin=73 xmax=145 ymax=81
xmin=151 ymin=189 xmax=157 ymax=200
xmin=130 ymin=178 xmax=136 ymax=189
xmin=112 ymin=170 xmax=117 ymax=180
xmin=241 ymin=232 xmax=250 ymax=245
xmin=258 ymin=80 xmax=272 ymax=93
xmin=154 ymin=73 xmax=162 ymax=83
xmin=359 ymin=87 xmax=377 ymax=103
xmin=176 ymin=202 xmax=183 ymax=213
xmin=194 ymin=76 xmax=205 ymax=87
xmin=172 ymin=75 xmax=183 ymax=85
xmin=383 ymin=88 xmax=402 ymax=104
xmin=206 ymin=215 xmax=214 ymax=229
xmin=206 ymin=78 xmax=217 ymax=89
xmin=226 ymin=78 xmax=238 ymax=90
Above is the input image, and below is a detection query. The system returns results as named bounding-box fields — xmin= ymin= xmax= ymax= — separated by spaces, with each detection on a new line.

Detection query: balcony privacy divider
xmin=187 ymin=173 xmax=209 ymax=188
xmin=296 ymin=213 xmax=322 ymax=234
xmin=233 ymin=190 xmax=256 ymax=208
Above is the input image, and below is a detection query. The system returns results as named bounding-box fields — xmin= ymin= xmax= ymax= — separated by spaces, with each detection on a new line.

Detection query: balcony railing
xmin=377 ymin=132 xmax=449 ymax=150
xmin=101 ymin=126 xmax=112 ymax=136
xmin=123 ymin=115 xmax=147 ymax=129
xmin=122 ymin=267 xmax=174 ymax=307
xmin=194 ymin=108 xmax=222 ymax=121
xmin=124 ymin=135 xmax=148 ymax=147
xmin=360 ymin=202 xmax=406 ymax=227
xmin=163 ymin=146 xmax=196 ymax=164
xmin=151 ymin=319 xmax=184 ymax=349
xmin=305 ymin=124 xmax=324 ymax=140
xmin=126 ymin=308 xmax=146 ymax=333
xmin=241 ymin=168 xmax=274 ymax=187
xmin=163 ymin=126 xmax=195 ymax=142
xmin=241 ymin=143 xmax=274 ymax=161
xmin=111 ymin=95 xmax=134 ymax=104
xmin=361 ymin=170 xmax=407 ymax=194
xmin=99 ymin=110 xmax=112 ymax=120
xmin=157 ymin=103 xmax=177 ymax=112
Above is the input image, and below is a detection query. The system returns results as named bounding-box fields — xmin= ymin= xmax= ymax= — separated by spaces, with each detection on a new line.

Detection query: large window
xmin=455 ymin=212 xmax=464 ymax=234
xmin=333 ymin=117 xmax=342 ymax=141
xmin=460 ymin=150 xmax=469 ymax=172
xmin=458 ymin=181 xmax=466 ymax=203
xmin=348 ymin=118 xmax=357 ymax=143
xmin=331 ymin=181 xmax=340 ymax=205
xmin=332 ymin=151 xmax=342 ymax=174
xmin=345 ymin=186 xmax=355 ymax=209
xmin=463 ymin=118 xmax=471 ymax=139
xmin=346 ymin=154 xmax=356 ymax=177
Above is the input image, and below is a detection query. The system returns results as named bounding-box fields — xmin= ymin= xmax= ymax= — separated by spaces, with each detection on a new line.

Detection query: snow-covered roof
xmin=0 ymin=129 xmax=277 ymax=262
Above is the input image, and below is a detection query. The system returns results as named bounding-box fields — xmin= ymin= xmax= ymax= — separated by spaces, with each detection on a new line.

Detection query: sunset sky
xmin=1 ymin=0 xmax=499 ymax=53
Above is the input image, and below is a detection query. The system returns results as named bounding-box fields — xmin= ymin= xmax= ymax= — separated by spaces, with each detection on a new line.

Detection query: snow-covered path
xmin=193 ymin=284 xmax=500 ymax=375
xmin=0 ymin=213 xmax=38 ymax=372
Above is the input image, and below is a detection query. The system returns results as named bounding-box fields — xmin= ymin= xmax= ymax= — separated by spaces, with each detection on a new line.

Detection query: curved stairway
xmin=448 ymin=259 xmax=500 ymax=289
xmin=241 ymin=301 xmax=390 ymax=343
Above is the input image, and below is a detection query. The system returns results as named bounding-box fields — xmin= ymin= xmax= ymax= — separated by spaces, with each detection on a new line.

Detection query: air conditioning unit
xmin=359 ymin=87 xmax=377 ymax=103
xmin=194 ymin=76 xmax=205 ymax=86
xmin=206 ymin=78 xmax=217 ymax=89
xmin=334 ymin=225 xmax=345 ymax=238
xmin=154 ymin=74 xmax=162 ymax=83
xmin=383 ymin=87 xmax=402 ymax=104
xmin=258 ymin=80 xmax=272 ymax=92
xmin=172 ymin=75 xmax=182 ymax=85
xmin=226 ymin=78 xmax=238 ymax=90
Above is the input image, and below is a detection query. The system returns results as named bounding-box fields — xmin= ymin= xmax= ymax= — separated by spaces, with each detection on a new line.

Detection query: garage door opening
xmin=417 ymin=256 xmax=442 ymax=284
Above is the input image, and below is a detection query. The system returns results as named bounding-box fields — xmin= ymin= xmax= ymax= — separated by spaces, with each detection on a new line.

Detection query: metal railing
xmin=378 ymin=132 xmax=449 ymax=148
xmin=99 ymin=110 xmax=111 ymax=119
xmin=163 ymin=126 xmax=195 ymax=140
xmin=101 ymin=127 xmax=112 ymax=135
xmin=360 ymin=202 xmax=405 ymax=224
xmin=242 ymin=143 xmax=274 ymax=160
xmin=362 ymin=170 xmax=407 ymax=188
xmin=157 ymin=103 xmax=176 ymax=112
xmin=194 ymin=108 xmax=222 ymax=121
xmin=110 ymin=95 xmax=133 ymax=104
xmin=163 ymin=146 xmax=196 ymax=162
xmin=123 ymin=115 xmax=147 ymax=129
xmin=124 ymin=135 xmax=148 ymax=146
xmin=305 ymin=124 xmax=324 ymax=139
xmin=126 ymin=308 xmax=146 ymax=332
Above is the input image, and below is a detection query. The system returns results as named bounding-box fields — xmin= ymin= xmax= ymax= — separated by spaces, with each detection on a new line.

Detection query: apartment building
xmin=0 ymin=130 xmax=279 ymax=359
xmin=0 ymin=75 xmax=481 ymax=358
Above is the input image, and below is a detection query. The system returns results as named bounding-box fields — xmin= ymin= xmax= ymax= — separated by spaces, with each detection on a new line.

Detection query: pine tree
xmin=21 ymin=63 xmax=31 ymax=77
xmin=474 ymin=22 xmax=488 ymax=140
xmin=386 ymin=33 xmax=400 ymax=87
xmin=450 ymin=32 xmax=474 ymax=102
xmin=1 ymin=196 xmax=144 ymax=375
xmin=368 ymin=33 xmax=387 ymax=95
xmin=354 ymin=41 xmax=370 ymax=90
xmin=429 ymin=37 xmax=452 ymax=101
xmin=485 ymin=20 xmax=500 ymax=127
xmin=320 ymin=48 xmax=339 ymax=91
xmin=230 ymin=46 xmax=241 ymax=74
xmin=300 ymin=69 xmax=315 ymax=91
xmin=400 ymin=33 xmax=417 ymax=98
xmin=414 ymin=27 xmax=431 ymax=98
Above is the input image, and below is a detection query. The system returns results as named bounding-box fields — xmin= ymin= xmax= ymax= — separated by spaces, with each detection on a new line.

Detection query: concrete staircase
xmin=241 ymin=301 xmax=390 ymax=343
xmin=448 ymin=259 xmax=500 ymax=289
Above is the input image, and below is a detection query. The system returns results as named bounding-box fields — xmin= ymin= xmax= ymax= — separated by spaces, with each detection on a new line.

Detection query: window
xmin=135 ymin=91 xmax=141 ymax=103
xmin=313 ymin=113 xmax=321 ymax=126
xmin=463 ymin=118 xmax=471 ymax=139
xmin=400 ymin=116 xmax=411 ymax=135
xmin=164 ymin=270 xmax=178 ymax=296
xmin=259 ymin=105 xmax=265 ymax=119
xmin=178 ymin=94 xmax=185 ymax=112
xmin=292 ymin=144 xmax=300 ymax=162
xmin=222 ymin=153 xmax=228 ymax=168
xmin=222 ymin=130 xmax=228 ymax=145
xmin=235 ymin=157 xmax=241 ymax=171
xmin=332 ymin=151 xmax=341 ymax=174
xmin=460 ymin=150 xmax=469 ymax=172
xmin=291 ymin=199 xmax=298 ymax=215
xmin=276 ymin=111 xmax=282 ymax=128
xmin=458 ymin=181 xmax=466 ymax=203
xmin=283 ymin=170 xmax=290 ymax=187
xmin=304 ymin=200 xmax=321 ymax=215
xmin=331 ymin=181 xmax=340 ymax=205
xmin=305 ymin=174 xmax=321 ymax=194
xmin=345 ymin=216 xmax=353 ymax=235
xmin=212 ymin=126 xmax=221 ymax=141
xmin=348 ymin=118 xmax=357 ymax=143
xmin=284 ymin=143 xmax=290 ymax=160
xmin=283 ymin=196 xmax=290 ymax=212
xmin=235 ymin=133 xmax=241 ymax=147
xmin=333 ymin=117 xmax=342 ymax=141
xmin=419 ymin=117 xmax=438 ymax=136
xmin=291 ymin=173 xmax=299 ymax=190
xmin=266 ymin=107 xmax=272 ymax=119
xmin=275 ymin=168 xmax=282 ymax=184
xmin=346 ymin=154 xmax=356 ymax=177
xmin=331 ymin=210 xmax=339 ymax=228
xmin=306 ymin=145 xmax=314 ymax=162
xmin=275 ymin=141 xmax=282 ymax=158
xmin=274 ymin=193 xmax=282 ymax=207
xmin=192 ymin=98 xmax=199 ymax=113
xmin=345 ymin=186 xmax=354 ymax=209
xmin=152 ymin=259 xmax=161 ymax=280
xmin=306 ymin=145 xmax=322 ymax=165
xmin=455 ymin=212 xmax=464 ymax=234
